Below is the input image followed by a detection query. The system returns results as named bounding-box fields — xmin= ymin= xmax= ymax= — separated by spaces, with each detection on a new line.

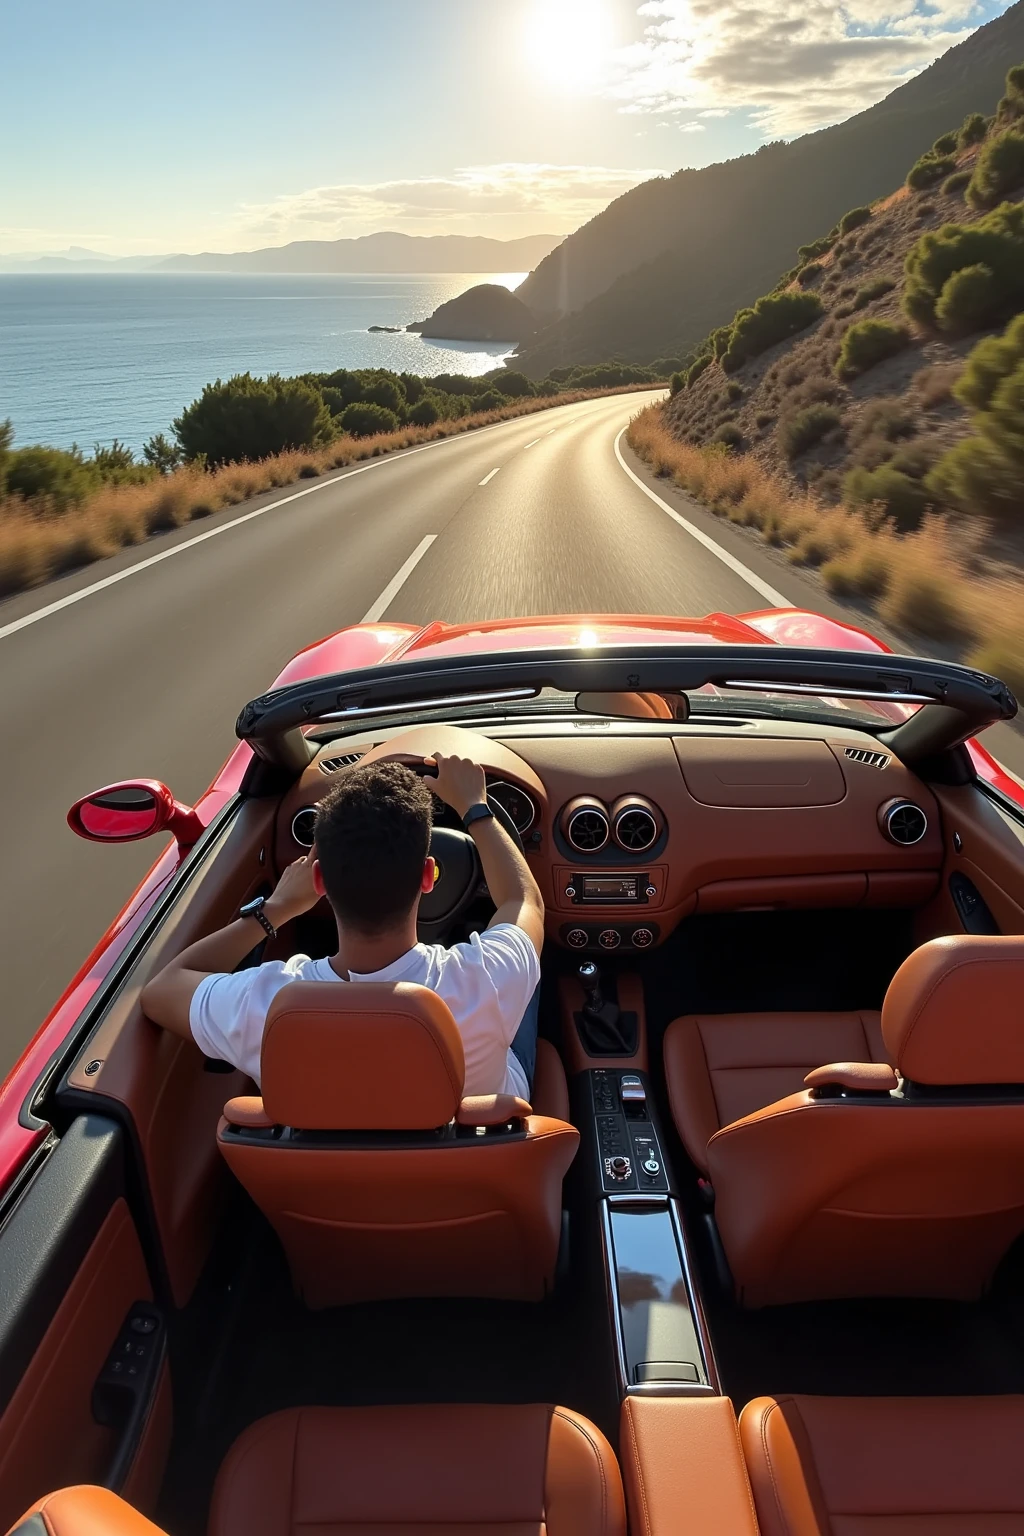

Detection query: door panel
xmin=918 ymin=784 xmax=1024 ymax=941
xmin=0 ymin=1117 xmax=166 ymax=1531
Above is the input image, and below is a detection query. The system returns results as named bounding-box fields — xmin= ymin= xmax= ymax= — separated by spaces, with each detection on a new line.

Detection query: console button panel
xmin=591 ymin=1068 xmax=670 ymax=1194
xmin=560 ymin=922 xmax=660 ymax=953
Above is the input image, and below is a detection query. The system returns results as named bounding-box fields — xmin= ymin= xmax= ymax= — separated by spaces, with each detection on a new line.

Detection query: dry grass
xmin=628 ymin=404 xmax=1024 ymax=695
xmin=0 ymin=385 xmax=658 ymax=598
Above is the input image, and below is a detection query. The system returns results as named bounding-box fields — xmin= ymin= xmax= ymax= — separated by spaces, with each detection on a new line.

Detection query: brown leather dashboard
xmin=277 ymin=723 xmax=943 ymax=949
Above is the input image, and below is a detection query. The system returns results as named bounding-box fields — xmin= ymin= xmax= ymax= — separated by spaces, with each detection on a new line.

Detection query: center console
xmin=579 ymin=1063 xmax=718 ymax=1396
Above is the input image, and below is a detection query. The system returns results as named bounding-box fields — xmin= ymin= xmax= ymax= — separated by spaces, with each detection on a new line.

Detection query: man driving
xmin=141 ymin=752 xmax=545 ymax=1099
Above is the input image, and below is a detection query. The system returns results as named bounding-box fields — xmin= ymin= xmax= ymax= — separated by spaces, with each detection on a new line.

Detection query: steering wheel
xmin=386 ymin=758 xmax=524 ymax=940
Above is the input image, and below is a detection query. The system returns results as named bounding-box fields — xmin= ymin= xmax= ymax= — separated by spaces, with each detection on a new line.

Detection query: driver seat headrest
xmin=261 ymin=981 xmax=465 ymax=1130
xmin=882 ymin=935 xmax=1024 ymax=1085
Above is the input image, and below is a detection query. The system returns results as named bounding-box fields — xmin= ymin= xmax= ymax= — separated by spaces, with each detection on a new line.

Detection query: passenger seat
xmin=7 ymin=1403 xmax=625 ymax=1535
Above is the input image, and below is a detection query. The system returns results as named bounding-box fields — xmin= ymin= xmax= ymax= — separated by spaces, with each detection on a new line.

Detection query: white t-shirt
xmin=190 ymin=922 xmax=538 ymax=1099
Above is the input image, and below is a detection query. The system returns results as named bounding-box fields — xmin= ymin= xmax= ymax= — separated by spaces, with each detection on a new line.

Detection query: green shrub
xmin=941 ymin=170 xmax=972 ymax=196
xmin=958 ymin=112 xmax=988 ymax=147
xmin=0 ymin=417 xmax=11 ymax=495
xmin=934 ymin=263 xmax=1001 ymax=335
xmin=711 ymin=422 xmax=743 ymax=448
xmin=926 ymin=313 xmax=1024 ymax=518
xmin=853 ymin=277 xmax=896 ymax=310
xmin=407 ymin=396 xmax=440 ymax=426
xmin=317 ymin=369 xmax=362 ymax=407
xmin=907 ymin=153 xmax=956 ymax=190
xmin=903 ymin=200 xmax=1024 ymax=330
xmin=755 ymin=411 xmax=775 ymax=429
xmin=356 ymin=372 xmax=406 ymax=413
xmin=710 ymin=326 xmax=732 ymax=360
xmin=493 ymin=370 xmax=534 ymax=399
xmin=797 ymin=262 xmax=823 ymax=286
xmin=475 ymin=388 xmax=507 ymax=411
xmin=932 ymin=131 xmax=959 ymax=155
xmin=338 ymin=401 xmax=400 ymax=437
xmin=843 ymin=464 xmax=931 ymax=530
xmin=722 ymin=290 xmax=823 ymax=372
xmin=174 ymin=373 xmax=334 ymax=465
xmin=686 ymin=354 xmax=712 ymax=387
xmin=780 ymin=404 xmax=842 ymax=458
xmin=836 ymin=320 xmax=909 ymax=378
xmin=725 ymin=381 xmax=744 ymax=401
xmin=320 ymin=387 xmax=349 ymax=417
xmin=4 ymin=444 xmax=97 ymax=510
xmin=797 ymin=235 xmax=836 ymax=263
xmin=669 ymin=371 xmax=685 ymax=397
xmin=967 ymin=130 xmax=1024 ymax=208
xmin=838 ymin=206 xmax=872 ymax=236
xmin=997 ymin=63 xmax=1024 ymax=121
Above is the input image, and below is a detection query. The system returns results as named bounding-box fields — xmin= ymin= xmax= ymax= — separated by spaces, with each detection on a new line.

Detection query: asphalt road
xmin=0 ymin=388 xmax=1018 ymax=1076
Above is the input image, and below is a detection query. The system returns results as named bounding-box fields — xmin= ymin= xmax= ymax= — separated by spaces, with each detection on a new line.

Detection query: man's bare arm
xmin=430 ymin=752 xmax=545 ymax=955
xmin=140 ymin=853 xmax=321 ymax=1039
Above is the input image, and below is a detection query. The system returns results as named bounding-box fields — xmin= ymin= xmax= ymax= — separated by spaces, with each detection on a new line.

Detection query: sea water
xmin=0 ymin=271 xmax=524 ymax=452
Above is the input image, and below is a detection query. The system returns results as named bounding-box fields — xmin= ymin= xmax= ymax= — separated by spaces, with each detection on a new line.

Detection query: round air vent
xmin=290 ymin=807 xmax=317 ymax=848
xmin=561 ymin=796 xmax=610 ymax=854
xmin=879 ymin=799 xmax=928 ymax=847
xmin=611 ymin=795 xmax=661 ymax=853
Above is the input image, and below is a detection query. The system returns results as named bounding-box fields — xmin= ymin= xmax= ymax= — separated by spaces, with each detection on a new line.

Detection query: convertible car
xmin=3 ymin=608 xmax=1024 ymax=1536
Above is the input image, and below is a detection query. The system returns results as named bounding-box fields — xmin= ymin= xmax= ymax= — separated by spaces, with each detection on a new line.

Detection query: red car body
xmin=2 ymin=608 xmax=1018 ymax=1201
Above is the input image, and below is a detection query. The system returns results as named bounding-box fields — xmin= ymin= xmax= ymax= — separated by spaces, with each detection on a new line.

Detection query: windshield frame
xmin=236 ymin=643 xmax=1016 ymax=772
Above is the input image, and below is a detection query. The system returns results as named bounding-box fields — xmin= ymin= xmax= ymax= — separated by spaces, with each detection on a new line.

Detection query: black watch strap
xmin=462 ymin=801 xmax=494 ymax=832
xmin=239 ymin=895 xmax=277 ymax=939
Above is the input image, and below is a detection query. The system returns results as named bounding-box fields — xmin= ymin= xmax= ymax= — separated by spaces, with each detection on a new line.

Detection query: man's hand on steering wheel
xmin=428 ymin=752 xmax=487 ymax=820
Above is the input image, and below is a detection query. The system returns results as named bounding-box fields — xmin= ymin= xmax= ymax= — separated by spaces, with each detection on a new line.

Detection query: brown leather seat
xmin=6 ymin=1403 xmax=625 ymax=1536
xmin=664 ymin=1009 xmax=886 ymax=1172
xmin=686 ymin=936 xmax=1024 ymax=1305
xmin=217 ymin=982 xmax=579 ymax=1308
xmin=740 ymin=1393 xmax=1024 ymax=1535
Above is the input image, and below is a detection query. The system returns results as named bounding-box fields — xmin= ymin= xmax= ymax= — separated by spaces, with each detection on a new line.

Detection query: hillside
xmin=156 ymin=231 xmax=558 ymax=276
xmin=513 ymin=1 xmax=1024 ymax=376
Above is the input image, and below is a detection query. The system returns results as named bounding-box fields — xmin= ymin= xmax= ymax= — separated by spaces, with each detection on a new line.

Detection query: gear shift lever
xmin=577 ymin=961 xmax=632 ymax=1053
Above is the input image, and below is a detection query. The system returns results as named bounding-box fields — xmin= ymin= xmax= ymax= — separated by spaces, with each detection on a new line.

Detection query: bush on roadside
xmin=843 ymin=463 xmax=931 ymax=530
xmin=958 ymin=112 xmax=988 ymax=148
xmin=338 ymin=401 xmax=400 ymax=437
xmin=711 ymin=422 xmax=743 ymax=449
xmin=722 ymin=290 xmax=823 ymax=372
xmin=907 ymin=152 xmax=956 ymax=190
xmin=941 ymin=170 xmax=972 ymax=197
xmin=853 ymin=277 xmax=896 ymax=309
xmin=903 ymin=200 xmax=1024 ymax=330
xmin=669 ymin=371 xmax=685 ymax=397
xmin=966 ymin=130 xmax=1024 ymax=208
xmin=475 ymin=388 xmax=507 ymax=412
xmin=4 ymin=445 xmax=98 ymax=512
xmin=142 ymin=433 xmax=182 ymax=474
xmin=780 ymin=404 xmax=842 ymax=458
xmin=686 ymin=354 xmax=712 ymax=388
xmin=407 ymin=396 xmax=440 ymax=426
xmin=173 ymin=373 xmax=334 ymax=465
xmin=797 ymin=262 xmax=823 ymax=286
xmin=926 ymin=314 xmax=1024 ymax=519
xmin=836 ymin=320 xmax=909 ymax=378
xmin=838 ymin=206 xmax=872 ymax=236
xmin=996 ymin=63 xmax=1024 ymax=122
xmin=492 ymin=370 xmax=534 ymax=399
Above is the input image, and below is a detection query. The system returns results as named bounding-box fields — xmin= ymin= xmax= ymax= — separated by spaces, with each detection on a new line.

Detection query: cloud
xmin=608 ymin=0 xmax=987 ymax=134
xmin=230 ymin=163 xmax=660 ymax=247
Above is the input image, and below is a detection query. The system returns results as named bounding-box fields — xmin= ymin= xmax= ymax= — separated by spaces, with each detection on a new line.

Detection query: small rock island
xmin=407 ymin=283 xmax=537 ymax=342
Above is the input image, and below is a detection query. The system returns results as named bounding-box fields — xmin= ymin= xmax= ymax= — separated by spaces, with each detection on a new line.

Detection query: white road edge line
xmin=613 ymin=426 xmax=790 ymax=608
xmin=361 ymin=535 xmax=437 ymax=623
xmin=479 ymin=467 xmax=501 ymax=485
xmin=0 ymin=399 xmax=630 ymax=645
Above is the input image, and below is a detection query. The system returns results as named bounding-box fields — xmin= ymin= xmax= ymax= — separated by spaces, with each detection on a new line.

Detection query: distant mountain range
xmin=512 ymin=0 xmax=1024 ymax=375
xmin=0 ymin=231 xmax=560 ymax=276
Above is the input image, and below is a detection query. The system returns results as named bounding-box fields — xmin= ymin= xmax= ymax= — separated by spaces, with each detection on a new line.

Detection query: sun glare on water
xmin=525 ymin=0 xmax=614 ymax=93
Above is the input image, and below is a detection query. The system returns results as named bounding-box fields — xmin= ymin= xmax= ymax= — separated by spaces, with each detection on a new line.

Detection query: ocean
xmin=0 ymin=271 xmax=524 ymax=453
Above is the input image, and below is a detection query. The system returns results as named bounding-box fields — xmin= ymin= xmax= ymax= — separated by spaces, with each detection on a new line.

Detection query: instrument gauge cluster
xmin=486 ymin=780 xmax=537 ymax=836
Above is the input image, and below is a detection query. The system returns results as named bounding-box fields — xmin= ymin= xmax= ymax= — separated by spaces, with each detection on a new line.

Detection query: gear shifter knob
xmin=579 ymin=960 xmax=603 ymax=1012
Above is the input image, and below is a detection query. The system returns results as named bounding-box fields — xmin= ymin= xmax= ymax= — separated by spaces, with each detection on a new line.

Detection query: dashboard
xmin=277 ymin=719 xmax=944 ymax=951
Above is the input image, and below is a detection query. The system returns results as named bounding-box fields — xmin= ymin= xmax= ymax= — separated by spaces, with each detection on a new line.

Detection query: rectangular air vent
xmin=845 ymin=747 xmax=890 ymax=769
xmin=319 ymin=751 xmax=365 ymax=774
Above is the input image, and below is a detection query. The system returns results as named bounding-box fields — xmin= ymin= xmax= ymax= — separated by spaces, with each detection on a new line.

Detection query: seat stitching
xmin=694 ymin=1021 xmax=722 ymax=1136
xmin=553 ymin=1407 xmax=609 ymax=1530
xmin=760 ymin=1401 xmax=797 ymax=1536
xmin=728 ymin=1412 xmax=761 ymax=1533
xmin=621 ymin=1403 xmax=651 ymax=1536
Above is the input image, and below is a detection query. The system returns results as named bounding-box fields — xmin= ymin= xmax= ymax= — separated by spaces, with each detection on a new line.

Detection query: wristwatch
xmin=462 ymin=801 xmax=494 ymax=832
xmin=239 ymin=895 xmax=277 ymax=939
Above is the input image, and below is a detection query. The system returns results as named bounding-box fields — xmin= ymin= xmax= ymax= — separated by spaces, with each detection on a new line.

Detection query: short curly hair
xmin=314 ymin=762 xmax=433 ymax=934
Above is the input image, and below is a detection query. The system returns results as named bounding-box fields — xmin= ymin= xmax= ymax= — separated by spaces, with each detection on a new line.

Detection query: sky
xmin=0 ymin=0 xmax=1014 ymax=257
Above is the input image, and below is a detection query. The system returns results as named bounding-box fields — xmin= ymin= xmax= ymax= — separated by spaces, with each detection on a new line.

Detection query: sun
xmin=524 ymin=0 xmax=615 ymax=94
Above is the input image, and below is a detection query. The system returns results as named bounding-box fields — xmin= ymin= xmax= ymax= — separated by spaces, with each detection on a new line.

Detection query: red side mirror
xmin=67 ymin=779 xmax=203 ymax=850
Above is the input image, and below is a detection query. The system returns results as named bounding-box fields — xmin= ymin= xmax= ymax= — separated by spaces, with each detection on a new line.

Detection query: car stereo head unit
xmin=567 ymin=873 xmax=652 ymax=904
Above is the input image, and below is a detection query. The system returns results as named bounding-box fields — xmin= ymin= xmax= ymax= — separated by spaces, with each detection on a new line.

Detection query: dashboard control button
xmin=608 ymin=1156 xmax=631 ymax=1181
xmin=599 ymin=928 xmax=621 ymax=950
xmin=564 ymin=885 xmax=577 ymax=899
xmin=645 ymin=885 xmax=657 ymax=898
xmin=566 ymin=927 xmax=589 ymax=949
xmin=643 ymin=1158 xmax=661 ymax=1176
xmin=631 ymin=927 xmax=654 ymax=949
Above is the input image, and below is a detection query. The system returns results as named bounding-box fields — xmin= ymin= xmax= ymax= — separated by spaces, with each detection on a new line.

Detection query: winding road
xmin=0 ymin=388 xmax=1019 ymax=1075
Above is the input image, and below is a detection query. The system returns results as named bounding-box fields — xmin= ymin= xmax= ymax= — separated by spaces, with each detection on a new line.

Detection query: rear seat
xmin=13 ymin=1393 xmax=1024 ymax=1534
